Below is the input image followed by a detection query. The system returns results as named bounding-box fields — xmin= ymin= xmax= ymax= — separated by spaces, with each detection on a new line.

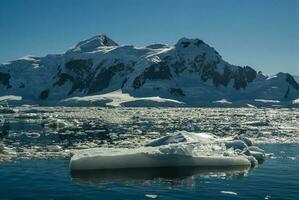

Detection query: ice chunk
xmin=234 ymin=136 xmax=252 ymax=146
xmin=246 ymin=155 xmax=258 ymax=167
xmin=24 ymin=132 xmax=40 ymax=138
xmin=241 ymin=146 xmax=265 ymax=164
xmin=220 ymin=191 xmax=238 ymax=196
xmin=47 ymin=119 xmax=68 ymax=129
xmin=145 ymin=194 xmax=158 ymax=199
xmin=245 ymin=120 xmax=270 ymax=126
xmin=249 ymin=151 xmax=265 ymax=163
xmin=212 ymin=99 xmax=232 ymax=105
xmin=248 ymin=146 xmax=265 ymax=153
xmin=225 ymin=140 xmax=248 ymax=150
xmin=42 ymin=117 xmax=75 ymax=130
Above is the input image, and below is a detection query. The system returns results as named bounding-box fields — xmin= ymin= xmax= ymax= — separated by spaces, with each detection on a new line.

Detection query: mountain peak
xmin=175 ymin=37 xmax=205 ymax=48
xmin=68 ymin=34 xmax=118 ymax=53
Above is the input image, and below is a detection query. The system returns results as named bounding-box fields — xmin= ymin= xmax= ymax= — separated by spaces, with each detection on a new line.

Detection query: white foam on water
xmin=220 ymin=191 xmax=238 ymax=195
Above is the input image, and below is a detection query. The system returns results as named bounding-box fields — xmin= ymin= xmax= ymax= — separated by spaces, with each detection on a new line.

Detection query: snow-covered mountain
xmin=293 ymin=75 xmax=299 ymax=83
xmin=0 ymin=34 xmax=299 ymax=107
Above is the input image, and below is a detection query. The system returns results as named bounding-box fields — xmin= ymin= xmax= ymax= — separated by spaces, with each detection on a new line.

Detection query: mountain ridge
xmin=0 ymin=34 xmax=298 ymax=107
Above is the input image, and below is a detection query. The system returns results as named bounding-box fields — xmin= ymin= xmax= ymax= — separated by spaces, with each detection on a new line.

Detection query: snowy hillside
xmin=293 ymin=75 xmax=299 ymax=83
xmin=0 ymin=34 xmax=298 ymax=107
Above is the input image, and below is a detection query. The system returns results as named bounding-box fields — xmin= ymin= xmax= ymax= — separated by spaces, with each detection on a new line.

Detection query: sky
xmin=0 ymin=0 xmax=298 ymax=75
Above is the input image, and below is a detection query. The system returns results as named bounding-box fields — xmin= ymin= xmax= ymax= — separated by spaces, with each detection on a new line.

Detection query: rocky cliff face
xmin=0 ymin=34 xmax=298 ymax=106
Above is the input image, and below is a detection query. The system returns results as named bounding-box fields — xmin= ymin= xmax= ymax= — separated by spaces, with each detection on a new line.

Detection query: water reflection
xmin=71 ymin=166 xmax=251 ymax=187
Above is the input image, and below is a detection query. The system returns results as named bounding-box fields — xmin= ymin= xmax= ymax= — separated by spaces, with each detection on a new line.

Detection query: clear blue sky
xmin=0 ymin=0 xmax=298 ymax=75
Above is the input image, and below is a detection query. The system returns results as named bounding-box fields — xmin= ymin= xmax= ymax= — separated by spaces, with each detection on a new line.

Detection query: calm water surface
xmin=0 ymin=144 xmax=298 ymax=200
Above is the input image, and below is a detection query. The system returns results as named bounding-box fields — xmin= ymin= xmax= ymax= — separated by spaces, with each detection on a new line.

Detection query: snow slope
xmin=293 ymin=75 xmax=299 ymax=83
xmin=60 ymin=90 xmax=184 ymax=107
xmin=0 ymin=34 xmax=298 ymax=107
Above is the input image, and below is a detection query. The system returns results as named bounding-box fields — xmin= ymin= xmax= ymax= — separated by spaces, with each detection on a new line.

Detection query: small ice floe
xmin=246 ymin=104 xmax=257 ymax=108
xmin=287 ymin=157 xmax=296 ymax=161
xmin=245 ymin=119 xmax=270 ymax=126
xmin=225 ymin=140 xmax=248 ymax=150
xmin=265 ymin=195 xmax=271 ymax=199
xmin=24 ymin=132 xmax=41 ymax=138
xmin=224 ymin=136 xmax=265 ymax=164
xmin=145 ymin=194 xmax=158 ymax=199
xmin=234 ymin=135 xmax=253 ymax=146
xmin=15 ymin=113 xmax=41 ymax=119
xmin=212 ymin=99 xmax=232 ymax=105
xmin=41 ymin=117 xmax=78 ymax=131
xmin=47 ymin=145 xmax=63 ymax=152
xmin=70 ymin=132 xmax=266 ymax=171
xmin=220 ymin=191 xmax=238 ymax=196
xmin=247 ymin=146 xmax=264 ymax=153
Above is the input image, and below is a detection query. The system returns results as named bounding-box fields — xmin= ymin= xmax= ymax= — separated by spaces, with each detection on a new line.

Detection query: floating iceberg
xmin=70 ymin=132 xmax=265 ymax=171
xmin=70 ymin=146 xmax=251 ymax=171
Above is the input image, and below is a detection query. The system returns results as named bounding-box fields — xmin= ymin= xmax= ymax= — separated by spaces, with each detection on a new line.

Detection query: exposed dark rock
xmin=201 ymin=63 xmax=216 ymax=82
xmin=286 ymin=73 xmax=299 ymax=90
xmin=88 ymin=63 xmax=125 ymax=94
xmin=121 ymin=77 xmax=128 ymax=88
xmin=0 ymin=72 xmax=11 ymax=88
xmin=169 ymin=88 xmax=185 ymax=96
xmin=65 ymin=59 xmax=93 ymax=75
xmin=192 ymin=53 xmax=206 ymax=72
xmin=284 ymin=86 xmax=290 ymax=99
xmin=194 ymin=39 xmax=204 ymax=47
xmin=213 ymin=66 xmax=233 ymax=87
xmin=133 ymin=62 xmax=172 ymax=89
xmin=180 ymin=41 xmax=191 ymax=48
xmin=19 ymin=83 xmax=25 ymax=88
xmin=39 ymin=89 xmax=50 ymax=100
xmin=53 ymin=59 xmax=93 ymax=95
xmin=234 ymin=68 xmax=248 ymax=90
xmin=198 ymin=62 xmax=256 ymax=90
xmin=177 ymin=38 xmax=204 ymax=48
xmin=53 ymin=73 xmax=74 ymax=87
xmin=53 ymin=59 xmax=135 ymax=95
xmin=244 ymin=66 xmax=257 ymax=83
xmin=172 ymin=60 xmax=187 ymax=74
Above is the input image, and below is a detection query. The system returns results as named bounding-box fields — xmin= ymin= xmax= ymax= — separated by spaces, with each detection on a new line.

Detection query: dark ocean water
xmin=0 ymin=144 xmax=298 ymax=200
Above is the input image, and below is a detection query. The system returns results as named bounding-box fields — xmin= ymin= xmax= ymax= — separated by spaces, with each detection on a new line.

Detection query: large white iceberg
xmin=70 ymin=132 xmax=265 ymax=171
